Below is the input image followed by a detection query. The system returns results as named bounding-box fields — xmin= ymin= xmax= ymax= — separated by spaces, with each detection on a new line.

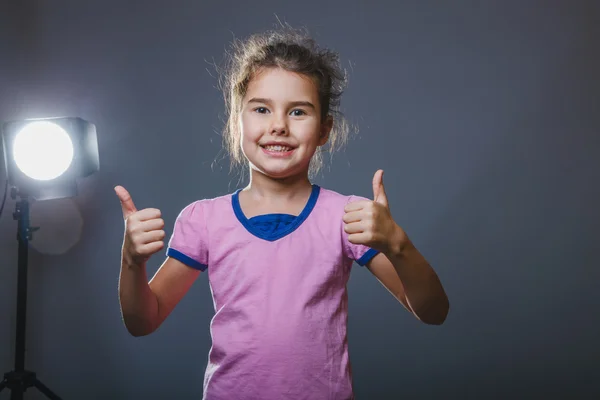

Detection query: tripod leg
xmin=33 ymin=378 xmax=62 ymax=400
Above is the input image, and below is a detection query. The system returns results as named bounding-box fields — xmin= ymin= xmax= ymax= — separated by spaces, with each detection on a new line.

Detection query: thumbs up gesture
xmin=115 ymin=185 xmax=166 ymax=267
xmin=343 ymin=170 xmax=406 ymax=256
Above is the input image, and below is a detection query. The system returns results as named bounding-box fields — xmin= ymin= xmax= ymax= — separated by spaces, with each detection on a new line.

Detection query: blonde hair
xmin=219 ymin=26 xmax=351 ymax=181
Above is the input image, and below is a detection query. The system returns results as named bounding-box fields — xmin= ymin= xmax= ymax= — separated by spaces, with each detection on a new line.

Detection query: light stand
xmin=0 ymin=116 xmax=99 ymax=399
xmin=0 ymin=186 xmax=62 ymax=400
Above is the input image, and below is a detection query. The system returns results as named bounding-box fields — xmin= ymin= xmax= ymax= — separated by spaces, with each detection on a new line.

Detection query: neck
xmin=243 ymin=167 xmax=313 ymax=201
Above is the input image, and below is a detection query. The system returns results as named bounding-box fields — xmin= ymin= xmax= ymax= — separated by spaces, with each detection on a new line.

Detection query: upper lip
xmin=260 ymin=141 xmax=296 ymax=148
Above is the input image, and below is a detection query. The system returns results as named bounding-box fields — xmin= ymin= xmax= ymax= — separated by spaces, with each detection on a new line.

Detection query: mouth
xmin=259 ymin=144 xmax=296 ymax=157
xmin=260 ymin=144 xmax=295 ymax=152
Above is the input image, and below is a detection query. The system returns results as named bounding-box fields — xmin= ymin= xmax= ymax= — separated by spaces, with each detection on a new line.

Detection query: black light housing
xmin=1 ymin=116 xmax=100 ymax=200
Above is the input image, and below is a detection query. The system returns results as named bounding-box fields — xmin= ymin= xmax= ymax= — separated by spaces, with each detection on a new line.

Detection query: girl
xmin=116 ymin=27 xmax=449 ymax=400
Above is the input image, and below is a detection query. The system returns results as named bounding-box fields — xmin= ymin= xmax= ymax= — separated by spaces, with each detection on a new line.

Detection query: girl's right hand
xmin=115 ymin=185 xmax=165 ymax=267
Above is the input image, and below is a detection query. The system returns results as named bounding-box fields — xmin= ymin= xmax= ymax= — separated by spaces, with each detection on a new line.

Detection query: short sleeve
xmin=342 ymin=195 xmax=381 ymax=267
xmin=166 ymin=200 xmax=209 ymax=271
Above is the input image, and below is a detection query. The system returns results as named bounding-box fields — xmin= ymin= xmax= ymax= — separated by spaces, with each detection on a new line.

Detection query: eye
xmin=254 ymin=107 xmax=269 ymax=114
xmin=290 ymin=109 xmax=306 ymax=116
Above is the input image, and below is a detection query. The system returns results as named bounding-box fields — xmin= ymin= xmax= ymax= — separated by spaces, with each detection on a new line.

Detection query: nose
xmin=269 ymin=113 xmax=287 ymax=135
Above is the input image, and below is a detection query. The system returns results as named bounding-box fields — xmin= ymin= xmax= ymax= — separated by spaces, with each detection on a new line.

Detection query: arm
xmin=344 ymin=170 xmax=449 ymax=325
xmin=366 ymin=252 xmax=411 ymax=313
xmin=115 ymin=186 xmax=208 ymax=337
xmin=368 ymin=230 xmax=449 ymax=325
xmin=119 ymin=256 xmax=201 ymax=336
xmin=119 ymin=258 xmax=158 ymax=337
xmin=149 ymin=257 xmax=201 ymax=329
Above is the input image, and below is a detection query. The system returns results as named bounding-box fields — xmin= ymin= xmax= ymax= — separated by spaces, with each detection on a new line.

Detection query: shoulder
xmin=317 ymin=186 xmax=370 ymax=207
xmin=175 ymin=191 xmax=234 ymax=221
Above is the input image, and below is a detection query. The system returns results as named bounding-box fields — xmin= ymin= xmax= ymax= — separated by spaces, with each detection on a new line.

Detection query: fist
xmin=115 ymin=185 xmax=165 ymax=266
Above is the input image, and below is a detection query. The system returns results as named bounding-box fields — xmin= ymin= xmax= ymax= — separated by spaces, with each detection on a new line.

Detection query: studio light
xmin=0 ymin=116 xmax=100 ymax=400
xmin=13 ymin=121 xmax=74 ymax=181
xmin=2 ymin=117 xmax=99 ymax=201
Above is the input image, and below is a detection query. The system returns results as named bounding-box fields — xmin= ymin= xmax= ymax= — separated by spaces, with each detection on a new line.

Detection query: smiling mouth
xmin=260 ymin=144 xmax=295 ymax=152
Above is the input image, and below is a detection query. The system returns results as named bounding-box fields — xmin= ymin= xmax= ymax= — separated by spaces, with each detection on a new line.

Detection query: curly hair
xmin=219 ymin=25 xmax=351 ymax=180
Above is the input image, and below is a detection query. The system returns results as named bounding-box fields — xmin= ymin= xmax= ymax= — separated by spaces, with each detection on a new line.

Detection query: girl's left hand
xmin=343 ymin=169 xmax=407 ymax=256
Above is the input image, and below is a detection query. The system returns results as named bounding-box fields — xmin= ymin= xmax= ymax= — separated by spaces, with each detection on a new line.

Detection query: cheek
xmin=294 ymin=121 xmax=322 ymax=145
xmin=240 ymin=114 xmax=263 ymax=141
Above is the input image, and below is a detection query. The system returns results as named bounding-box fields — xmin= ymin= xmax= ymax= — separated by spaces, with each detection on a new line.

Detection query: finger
xmin=137 ymin=230 xmax=166 ymax=245
xmin=372 ymin=170 xmax=382 ymax=200
xmin=347 ymin=232 xmax=368 ymax=245
xmin=115 ymin=186 xmax=137 ymax=219
xmin=137 ymin=218 xmax=165 ymax=232
xmin=344 ymin=200 xmax=370 ymax=213
xmin=139 ymin=241 xmax=165 ymax=255
xmin=132 ymin=208 xmax=162 ymax=222
xmin=372 ymin=169 xmax=388 ymax=207
xmin=344 ymin=221 xmax=365 ymax=234
xmin=342 ymin=210 xmax=363 ymax=224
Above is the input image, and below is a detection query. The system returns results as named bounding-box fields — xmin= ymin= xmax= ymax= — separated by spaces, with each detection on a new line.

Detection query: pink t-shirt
xmin=166 ymin=185 xmax=379 ymax=399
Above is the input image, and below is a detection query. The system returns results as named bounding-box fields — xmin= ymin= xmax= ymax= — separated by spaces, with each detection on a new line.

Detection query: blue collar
xmin=231 ymin=184 xmax=321 ymax=241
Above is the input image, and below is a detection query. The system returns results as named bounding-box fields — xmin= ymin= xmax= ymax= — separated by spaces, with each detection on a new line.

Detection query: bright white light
xmin=13 ymin=121 xmax=74 ymax=181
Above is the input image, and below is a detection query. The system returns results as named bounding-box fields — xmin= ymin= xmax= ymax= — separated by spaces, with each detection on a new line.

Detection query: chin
xmin=245 ymin=147 xmax=312 ymax=180
xmin=251 ymin=164 xmax=304 ymax=180
xmin=257 ymin=168 xmax=295 ymax=179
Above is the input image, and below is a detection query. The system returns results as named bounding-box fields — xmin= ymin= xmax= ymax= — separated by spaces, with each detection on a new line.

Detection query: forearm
xmin=118 ymin=260 xmax=159 ymax=336
xmin=386 ymin=231 xmax=449 ymax=325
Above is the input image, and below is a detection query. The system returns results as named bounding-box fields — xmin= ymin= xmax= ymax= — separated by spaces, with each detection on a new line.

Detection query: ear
xmin=318 ymin=116 xmax=333 ymax=146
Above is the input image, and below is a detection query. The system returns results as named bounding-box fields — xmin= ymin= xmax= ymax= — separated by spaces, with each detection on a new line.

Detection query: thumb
xmin=114 ymin=185 xmax=137 ymax=219
xmin=372 ymin=169 xmax=389 ymax=207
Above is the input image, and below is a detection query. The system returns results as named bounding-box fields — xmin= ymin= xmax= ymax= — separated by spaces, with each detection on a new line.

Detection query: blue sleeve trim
xmin=166 ymin=248 xmax=208 ymax=271
xmin=356 ymin=248 xmax=380 ymax=266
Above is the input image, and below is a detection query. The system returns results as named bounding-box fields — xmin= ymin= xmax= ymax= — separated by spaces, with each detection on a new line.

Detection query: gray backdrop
xmin=1 ymin=1 xmax=599 ymax=399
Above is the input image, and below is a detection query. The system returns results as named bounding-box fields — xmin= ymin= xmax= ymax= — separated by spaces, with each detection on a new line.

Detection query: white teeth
xmin=264 ymin=145 xmax=292 ymax=152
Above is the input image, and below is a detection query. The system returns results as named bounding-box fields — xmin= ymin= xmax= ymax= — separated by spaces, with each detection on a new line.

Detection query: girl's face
xmin=239 ymin=67 xmax=330 ymax=180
